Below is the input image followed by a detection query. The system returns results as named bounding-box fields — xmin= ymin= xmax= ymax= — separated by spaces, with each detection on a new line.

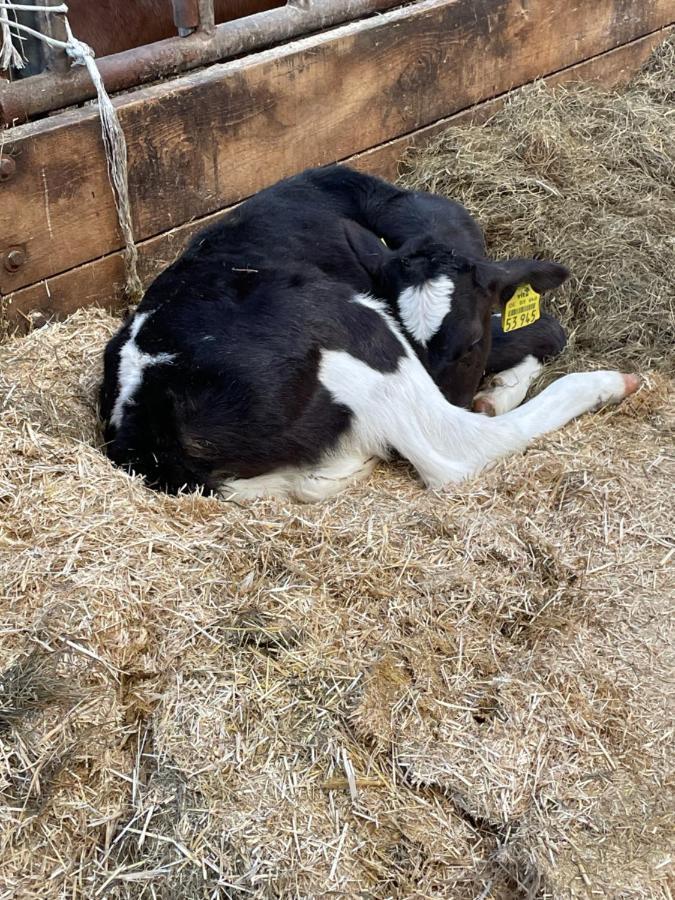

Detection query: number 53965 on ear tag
xmin=502 ymin=284 xmax=541 ymax=333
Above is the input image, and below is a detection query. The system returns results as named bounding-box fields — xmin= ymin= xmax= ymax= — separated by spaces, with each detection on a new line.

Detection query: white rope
xmin=3 ymin=3 xmax=68 ymax=10
xmin=63 ymin=20 xmax=143 ymax=301
xmin=0 ymin=0 xmax=25 ymax=68
xmin=0 ymin=1 xmax=143 ymax=303
xmin=5 ymin=16 xmax=72 ymax=48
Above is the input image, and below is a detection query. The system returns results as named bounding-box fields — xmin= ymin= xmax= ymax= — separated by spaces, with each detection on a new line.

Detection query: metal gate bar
xmin=172 ymin=0 xmax=201 ymax=36
xmin=0 ymin=0 xmax=407 ymax=125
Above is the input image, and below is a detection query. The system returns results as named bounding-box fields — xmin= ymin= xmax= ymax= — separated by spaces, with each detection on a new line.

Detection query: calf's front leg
xmin=473 ymin=354 xmax=544 ymax=417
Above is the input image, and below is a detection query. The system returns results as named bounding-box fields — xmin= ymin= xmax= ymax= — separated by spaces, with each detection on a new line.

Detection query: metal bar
xmin=35 ymin=0 xmax=68 ymax=74
xmin=0 ymin=0 xmax=407 ymax=125
xmin=2 ymin=3 xmax=68 ymax=11
xmin=3 ymin=3 xmax=69 ymax=11
xmin=197 ymin=0 xmax=215 ymax=34
xmin=172 ymin=0 xmax=200 ymax=36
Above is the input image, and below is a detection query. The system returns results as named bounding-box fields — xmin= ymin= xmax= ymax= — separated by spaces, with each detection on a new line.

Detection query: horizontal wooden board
xmin=350 ymin=24 xmax=675 ymax=179
xmin=3 ymin=26 xmax=670 ymax=333
xmin=1 ymin=0 xmax=673 ymax=293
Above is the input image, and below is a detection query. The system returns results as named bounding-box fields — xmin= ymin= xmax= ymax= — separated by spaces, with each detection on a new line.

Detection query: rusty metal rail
xmin=198 ymin=0 xmax=216 ymax=33
xmin=0 ymin=0 xmax=407 ymax=125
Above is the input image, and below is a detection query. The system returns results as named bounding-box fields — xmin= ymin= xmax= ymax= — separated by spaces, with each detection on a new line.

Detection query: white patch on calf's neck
xmin=397 ymin=275 xmax=454 ymax=345
xmin=110 ymin=312 xmax=175 ymax=428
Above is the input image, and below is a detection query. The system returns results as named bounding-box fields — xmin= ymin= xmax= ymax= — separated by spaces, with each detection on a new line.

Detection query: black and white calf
xmin=99 ymin=166 xmax=639 ymax=500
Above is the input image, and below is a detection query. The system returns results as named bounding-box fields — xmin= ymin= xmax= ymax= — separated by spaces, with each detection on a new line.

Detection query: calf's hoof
xmin=472 ymin=395 xmax=497 ymax=417
xmin=622 ymin=374 xmax=641 ymax=397
xmin=589 ymin=371 xmax=642 ymax=410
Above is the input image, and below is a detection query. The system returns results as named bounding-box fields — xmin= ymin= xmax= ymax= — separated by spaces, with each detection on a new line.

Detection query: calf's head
xmin=378 ymin=236 xmax=569 ymax=408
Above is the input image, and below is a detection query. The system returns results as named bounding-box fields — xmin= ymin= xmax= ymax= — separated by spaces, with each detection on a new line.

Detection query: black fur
xmin=486 ymin=313 xmax=567 ymax=375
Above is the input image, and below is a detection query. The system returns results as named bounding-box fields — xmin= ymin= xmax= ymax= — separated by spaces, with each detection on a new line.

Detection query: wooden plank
xmin=3 ymin=26 xmax=670 ymax=333
xmin=350 ymin=24 xmax=675 ymax=179
xmin=1 ymin=0 xmax=672 ymax=294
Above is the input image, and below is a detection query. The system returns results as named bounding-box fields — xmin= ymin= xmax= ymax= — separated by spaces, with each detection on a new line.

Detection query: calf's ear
xmin=474 ymin=258 xmax=569 ymax=304
xmin=343 ymin=219 xmax=391 ymax=278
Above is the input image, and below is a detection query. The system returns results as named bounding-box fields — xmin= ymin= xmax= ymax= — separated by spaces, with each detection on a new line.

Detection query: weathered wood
xmin=351 ymin=25 xmax=675 ymax=179
xmin=1 ymin=0 xmax=672 ymax=294
xmin=3 ymin=27 xmax=669 ymax=333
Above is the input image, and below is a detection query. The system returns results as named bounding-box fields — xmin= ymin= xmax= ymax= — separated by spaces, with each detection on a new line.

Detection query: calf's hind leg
xmin=320 ymin=344 xmax=640 ymax=490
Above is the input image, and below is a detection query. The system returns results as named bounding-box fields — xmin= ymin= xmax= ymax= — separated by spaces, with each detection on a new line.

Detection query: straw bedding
xmin=0 ymin=40 xmax=673 ymax=900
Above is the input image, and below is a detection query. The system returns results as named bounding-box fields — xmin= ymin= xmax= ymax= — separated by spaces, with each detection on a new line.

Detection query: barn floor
xmin=0 ymin=40 xmax=673 ymax=900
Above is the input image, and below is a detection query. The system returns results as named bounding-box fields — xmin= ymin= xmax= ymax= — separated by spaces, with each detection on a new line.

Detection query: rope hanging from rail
xmin=0 ymin=0 xmax=143 ymax=304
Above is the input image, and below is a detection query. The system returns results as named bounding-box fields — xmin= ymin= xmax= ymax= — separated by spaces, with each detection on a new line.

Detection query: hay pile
xmin=1 ymin=41 xmax=674 ymax=900
xmin=403 ymin=37 xmax=675 ymax=381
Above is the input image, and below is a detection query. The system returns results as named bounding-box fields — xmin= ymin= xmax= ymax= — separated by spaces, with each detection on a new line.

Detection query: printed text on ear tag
xmin=502 ymin=283 xmax=541 ymax=332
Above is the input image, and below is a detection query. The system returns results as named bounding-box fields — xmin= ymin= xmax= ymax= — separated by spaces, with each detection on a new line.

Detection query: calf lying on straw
xmin=100 ymin=166 xmax=639 ymax=499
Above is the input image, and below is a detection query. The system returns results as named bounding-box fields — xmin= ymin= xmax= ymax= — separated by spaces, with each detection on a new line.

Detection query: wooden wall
xmin=1 ymin=0 xmax=673 ymax=330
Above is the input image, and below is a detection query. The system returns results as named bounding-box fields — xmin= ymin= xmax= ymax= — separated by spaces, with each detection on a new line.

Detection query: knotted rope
xmin=1 ymin=1 xmax=143 ymax=303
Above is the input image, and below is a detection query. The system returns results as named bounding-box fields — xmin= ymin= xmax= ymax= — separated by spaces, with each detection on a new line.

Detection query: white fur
xmin=474 ymin=354 xmax=543 ymax=416
xmin=505 ymin=370 xmax=629 ymax=436
xmin=319 ymin=346 xmax=629 ymax=491
xmin=352 ymin=292 xmax=390 ymax=316
xmin=218 ymin=296 xmax=630 ymax=501
xmin=110 ymin=312 xmax=175 ymax=428
xmin=397 ymin=275 xmax=454 ymax=345
xmin=219 ymin=293 xmax=399 ymax=501
xmin=319 ymin=348 xmax=519 ymax=488
xmin=221 ymin=448 xmax=378 ymax=502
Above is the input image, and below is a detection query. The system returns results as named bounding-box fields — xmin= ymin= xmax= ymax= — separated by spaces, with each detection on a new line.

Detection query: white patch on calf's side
xmin=397 ymin=275 xmax=454 ymax=345
xmin=473 ymin=354 xmax=543 ymax=416
xmin=219 ymin=293 xmax=404 ymax=502
xmin=110 ymin=312 xmax=175 ymax=428
xmin=321 ymin=290 xmax=528 ymax=489
xmin=221 ymin=448 xmax=378 ymax=502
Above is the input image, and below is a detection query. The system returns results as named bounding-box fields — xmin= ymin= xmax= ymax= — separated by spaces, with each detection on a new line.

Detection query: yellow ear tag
xmin=502 ymin=283 xmax=541 ymax=333
xmin=379 ymin=237 xmax=388 ymax=247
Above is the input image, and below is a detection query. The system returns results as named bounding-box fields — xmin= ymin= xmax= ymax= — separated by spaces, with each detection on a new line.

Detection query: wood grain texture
xmin=1 ymin=0 xmax=673 ymax=293
xmin=350 ymin=25 xmax=674 ymax=179
xmin=3 ymin=26 xmax=670 ymax=333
